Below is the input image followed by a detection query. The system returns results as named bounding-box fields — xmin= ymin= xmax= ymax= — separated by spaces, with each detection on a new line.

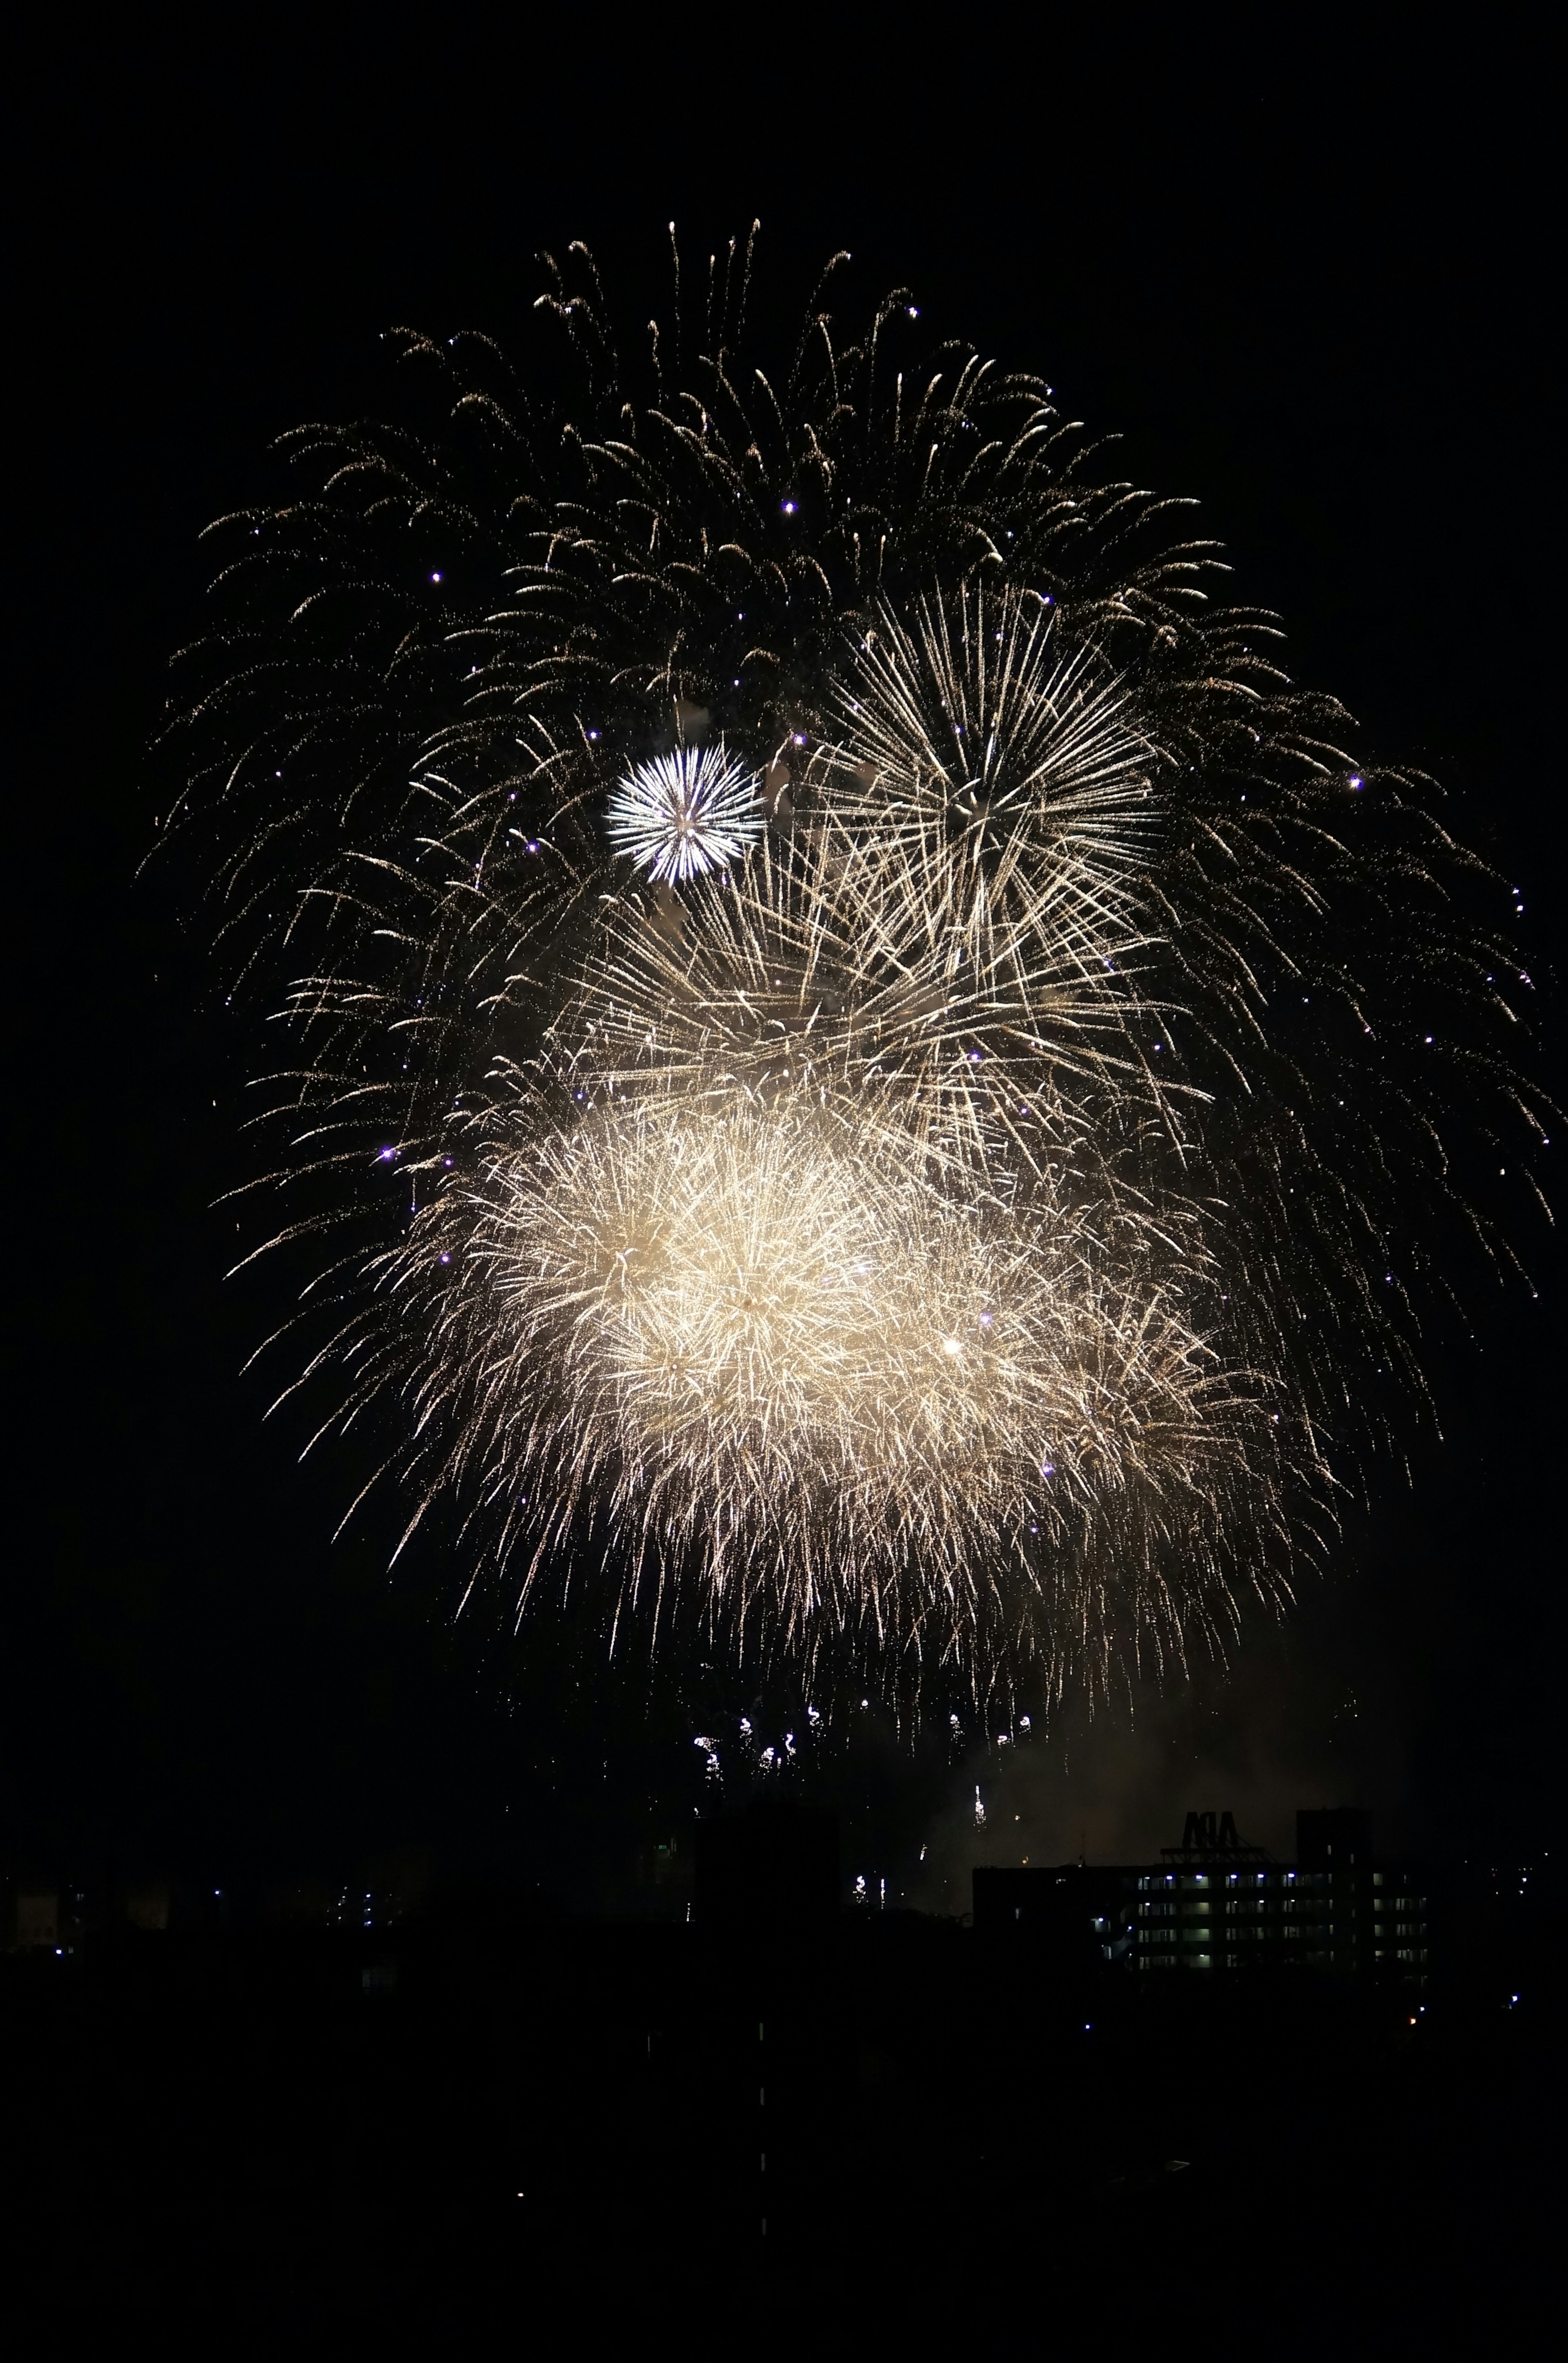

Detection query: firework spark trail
xmin=555 ymin=824 xmax=1156 ymax=1182
xmin=160 ymin=235 xmax=1550 ymax=1716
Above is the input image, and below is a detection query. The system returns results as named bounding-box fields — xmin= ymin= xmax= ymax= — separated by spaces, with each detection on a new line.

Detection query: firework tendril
xmin=161 ymin=232 xmax=1549 ymax=1718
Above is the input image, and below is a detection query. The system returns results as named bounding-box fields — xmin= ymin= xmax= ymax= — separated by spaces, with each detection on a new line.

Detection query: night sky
xmin=9 ymin=20 xmax=1562 ymax=1908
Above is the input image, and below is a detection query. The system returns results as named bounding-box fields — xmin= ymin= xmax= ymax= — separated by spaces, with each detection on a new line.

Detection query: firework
xmin=566 ymin=586 xmax=1171 ymax=1178
xmin=606 ymin=742 xmax=766 ymax=883
xmin=162 ymin=234 xmax=1547 ymax=1717
xmin=376 ymin=1087 xmax=1275 ymax=1689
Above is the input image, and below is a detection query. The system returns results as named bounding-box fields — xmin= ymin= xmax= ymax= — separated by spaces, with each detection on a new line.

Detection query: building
xmin=972 ymin=1860 xmax=1127 ymax=1969
xmin=974 ymin=1809 xmax=1429 ymax=1980
xmin=693 ymin=1801 xmax=840 ymax=1927
xmin=10 ymin=1890 xmax=60 ymax=1950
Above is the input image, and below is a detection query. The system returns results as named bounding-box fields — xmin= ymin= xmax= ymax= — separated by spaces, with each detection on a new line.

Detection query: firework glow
xmin=162 ymin=232 xmax=1548 ymax=1718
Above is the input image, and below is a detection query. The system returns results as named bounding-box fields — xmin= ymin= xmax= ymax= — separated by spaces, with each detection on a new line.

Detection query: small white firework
xmin=606 ymin=743 xmax=765 ymax=882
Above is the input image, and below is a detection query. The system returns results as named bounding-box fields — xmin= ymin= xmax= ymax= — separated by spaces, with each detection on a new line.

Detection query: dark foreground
xmin=4 ymin=1919 xmax=1556 ymax=2332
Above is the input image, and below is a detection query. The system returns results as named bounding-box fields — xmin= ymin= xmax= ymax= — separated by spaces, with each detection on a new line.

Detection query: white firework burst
xmin=606 ymin=743 xmax=765 ymax=883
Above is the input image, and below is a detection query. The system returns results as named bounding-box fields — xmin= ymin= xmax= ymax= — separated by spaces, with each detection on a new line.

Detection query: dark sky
xmin=9 ymin=18 xmax=1562 ymax=1903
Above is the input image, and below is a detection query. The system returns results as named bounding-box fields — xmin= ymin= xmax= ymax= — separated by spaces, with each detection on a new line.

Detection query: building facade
xmin=974 ymin=1809 xmax=1429 ymax=1980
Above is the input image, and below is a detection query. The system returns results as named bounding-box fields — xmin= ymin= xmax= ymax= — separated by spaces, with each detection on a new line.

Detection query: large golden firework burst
xmin=165 ymin=235 xmax=1547 ymax=1717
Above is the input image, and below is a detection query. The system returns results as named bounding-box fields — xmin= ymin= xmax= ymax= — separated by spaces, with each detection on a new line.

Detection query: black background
xmin=8 ymin=13 xmax=1563 ymax=1906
